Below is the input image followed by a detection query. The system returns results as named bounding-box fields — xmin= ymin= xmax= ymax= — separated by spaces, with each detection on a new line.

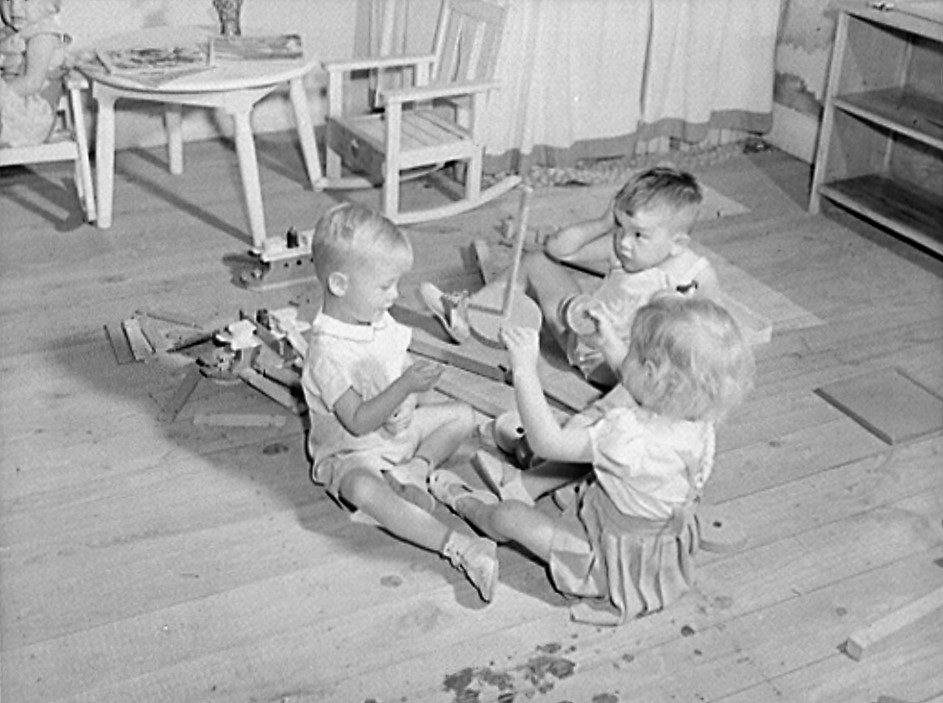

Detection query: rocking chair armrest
xmin=379 ymin=79 xmax=501 ymax=106
xmin=321 ymin=52 xmax=437 ymax=76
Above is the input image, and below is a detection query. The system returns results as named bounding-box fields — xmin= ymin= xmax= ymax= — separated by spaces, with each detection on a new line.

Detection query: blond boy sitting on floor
xmin=301 ymin=203 xmax=498 ymax=602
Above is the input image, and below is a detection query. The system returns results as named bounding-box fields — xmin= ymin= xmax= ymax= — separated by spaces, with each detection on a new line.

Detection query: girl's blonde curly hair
xmin=621 ymin=294 xmax=755 ymax=422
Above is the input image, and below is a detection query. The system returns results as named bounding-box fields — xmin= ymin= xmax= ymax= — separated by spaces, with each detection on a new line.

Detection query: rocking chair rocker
xmin=321 ymin=0 xmax=520 ymax=224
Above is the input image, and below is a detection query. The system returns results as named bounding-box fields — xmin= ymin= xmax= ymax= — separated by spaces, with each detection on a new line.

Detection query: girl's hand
xmin=501 ymin=325 xmax=540 ymax=371
xmin=398 ymin=359 xmax=443 ymax=394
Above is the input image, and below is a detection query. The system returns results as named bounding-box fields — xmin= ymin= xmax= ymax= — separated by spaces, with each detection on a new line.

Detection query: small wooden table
xmin=79 ymin=26 xmax=324 ymax=250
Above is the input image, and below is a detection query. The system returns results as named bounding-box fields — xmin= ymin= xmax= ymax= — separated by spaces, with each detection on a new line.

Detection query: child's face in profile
xmin=0 ymin=0 xmax=54 ymax=30
xmin=336 ymin=245 xmax=412 ymax=325
xmin=612 ymin=203 xmax=690 ymax=273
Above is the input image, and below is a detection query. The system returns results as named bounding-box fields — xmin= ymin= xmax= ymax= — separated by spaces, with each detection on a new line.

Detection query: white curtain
xmin=639 ymin=0 xmax=780 ymax=142
xmin=362 ymin=0 xmax=780 ymax=170
xmin=482 ymin=0 xmax=651 ymax=165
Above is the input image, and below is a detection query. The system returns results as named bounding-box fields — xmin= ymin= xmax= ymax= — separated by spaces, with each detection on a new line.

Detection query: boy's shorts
xmin=313 ymin=405 xmax=453 ymax=502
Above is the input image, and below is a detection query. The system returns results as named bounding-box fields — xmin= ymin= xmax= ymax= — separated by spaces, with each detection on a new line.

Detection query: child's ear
xmin=326 ymin=271 xmax=348 ymax=297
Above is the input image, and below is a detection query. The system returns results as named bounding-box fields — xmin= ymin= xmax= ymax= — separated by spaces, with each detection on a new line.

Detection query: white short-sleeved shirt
xmin=587 ymin=405 xmax=715 ymax=520
xmin=301 ymin=310 xmax=416 ymax=467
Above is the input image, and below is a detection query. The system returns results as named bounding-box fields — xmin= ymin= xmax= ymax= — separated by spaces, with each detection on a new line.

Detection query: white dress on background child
xmin=548 ymin=404 xmax=715 ymax=626
xmin=0 ymin=13 xmax=70 ymax=147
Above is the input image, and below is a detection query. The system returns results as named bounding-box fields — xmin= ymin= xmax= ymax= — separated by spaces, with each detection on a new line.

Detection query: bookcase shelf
xmin=810 ymin=2 xmax=943 ymax=256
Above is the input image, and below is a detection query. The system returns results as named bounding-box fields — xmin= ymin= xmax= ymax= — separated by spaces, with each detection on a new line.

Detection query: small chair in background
xmin=0 ymin=69 xmax=97 ymax=223
xmin=321 ymin=0 xmax=520 ymax=224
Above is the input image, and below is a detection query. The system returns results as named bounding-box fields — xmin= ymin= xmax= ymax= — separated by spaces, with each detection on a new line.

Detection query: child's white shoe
xmin=441 ymin=530 xmax=499 ymax=602
xmin=428 ymin=469 xmax=498 ymax=511
xmin=419 ymin=282 xmax=471 ymax=343
xmin=472 ymin=451 xmax=535 ymax=506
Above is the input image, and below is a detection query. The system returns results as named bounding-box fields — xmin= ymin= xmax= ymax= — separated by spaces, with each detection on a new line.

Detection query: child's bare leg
xmin=387 ymin=403 xmax=475 ymax=496
xmin=520 ymin=460 xmax=588 ymax=498
xmin=340 ymin=469 xmax=449 ymax=551
xmin=414 ymin=402 xmax=476 ymax=469
xmin=450 ymin=494 xmax=557 ymax=562
xmin=517 ymin=250 xmax=583 ymax=347
xmin=425 ymin=250 xmax=581 ymax=350
xmin=474 ymin=451 xmax=586 ymax=505
xmin=341 ymin=468 xmax=499 ymax=601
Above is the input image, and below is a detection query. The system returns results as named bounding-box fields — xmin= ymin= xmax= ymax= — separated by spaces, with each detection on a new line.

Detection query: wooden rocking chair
xmin=321 ymin=0 xmax=520 ymax=224
xmin=0 ymin=70 xmax=96 ymax=223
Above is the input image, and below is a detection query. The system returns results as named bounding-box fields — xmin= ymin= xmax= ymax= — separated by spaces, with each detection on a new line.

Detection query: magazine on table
xmin=95 ymin=42 xmax=214 ymax=85
xmin=210 ymin=34 xmax=303 ymax=61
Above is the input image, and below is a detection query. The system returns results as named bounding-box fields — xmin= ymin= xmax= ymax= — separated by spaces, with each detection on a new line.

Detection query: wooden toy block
xmin=697 ymin=507 xmax=748 ymax=553
xmin=435 ymin=368 xmax=515 ymax=418
xmin=121 ymin=317 xmax=153 ymax=361
xmin=237 ymin=367 xmax=305 ymax=414
xmin=471 ymin=238 xmax=503 ymax=284
xmin=104 ymin=322 xmax=135 ymax=365
xmin=409 ymin=314 xmax=599 ymax=413
xmin=137 ymin=314 xmax=173 ymax=354
xmin=165 ymin=329 xmax=214 ymax=353
xmin=843 ymin=584 xmax=943 ymax=661
xmin=192 ymin=412 xmax=287 ymax=428
xmin=257 ymin=362 xmax=302 ymax=391
xmin=135 ymin=307 xmax=202 ymax=329
xmin=239 ymin=228 xmax=317 ymax=291
xmin=816 ymin=367 xmax=943 ymax=444
xmin=409 ymin=327 xmax=509 ymax=383
xmin=158 ymin=364 xmax=203 ymax=423
xmin=268 ymin=307 xmax=310 ymax=357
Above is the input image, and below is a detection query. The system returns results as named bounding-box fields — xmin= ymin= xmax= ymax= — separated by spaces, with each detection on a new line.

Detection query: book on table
xmin=95 ymin=42 xmax=214 ymax=85
xmin=210 ymin=34 xmax=303 ymax=61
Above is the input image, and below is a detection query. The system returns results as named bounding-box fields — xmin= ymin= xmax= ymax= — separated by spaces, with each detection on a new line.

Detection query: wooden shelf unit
xmin=810 ymin=2 xmax=943 ymax=256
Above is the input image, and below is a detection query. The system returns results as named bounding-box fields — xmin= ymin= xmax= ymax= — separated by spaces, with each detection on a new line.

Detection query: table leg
xmin=288 ymin=76 xmax=323 ymax=188
xmin=165 ymin=105 xmax=184 ymax=175
xmin=230 ymin=109 xmax=267 ymax=250
xmin=94 ymin=88 xmax=117 ymax=229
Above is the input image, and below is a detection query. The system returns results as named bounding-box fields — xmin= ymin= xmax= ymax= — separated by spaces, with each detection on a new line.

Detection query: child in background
xmin=301 ymin=203 xmax=498 ymax=602
xmin=0 ymin=0 xmax=70 ymax=147
xmin=421 ymin=167 xmax=721 ymax=388
xmin=428 ymin=294 xmax=754 ymax=624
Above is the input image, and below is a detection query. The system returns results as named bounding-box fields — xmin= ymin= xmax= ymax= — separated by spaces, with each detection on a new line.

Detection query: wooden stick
xmin=158 ymin=364 xmax=203 ymax=423
xmin=501 ymin=185 xmax=533 ymax=321
xmin=843 ymin=584 xmax=943 ymax=660
xmin=193 ymin=412 xmax=286 ymax=428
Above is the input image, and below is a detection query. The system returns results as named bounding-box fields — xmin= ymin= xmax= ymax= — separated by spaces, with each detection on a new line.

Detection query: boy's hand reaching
xmin=399 ymin=359 xmax=443 ymax=394
xmin=584 ymin=303 xmax=620 ymax=348
xmin=501 ymin=326 xmax=541 ymax=371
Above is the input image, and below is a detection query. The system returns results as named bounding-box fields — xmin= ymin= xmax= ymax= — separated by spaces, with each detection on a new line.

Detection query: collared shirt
xmin=301 ymin=310 xmax=416 ymax=466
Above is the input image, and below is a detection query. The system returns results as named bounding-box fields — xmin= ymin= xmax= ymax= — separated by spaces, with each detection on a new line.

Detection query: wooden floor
xmin=2 ymin=134 xmax=942 ymax=703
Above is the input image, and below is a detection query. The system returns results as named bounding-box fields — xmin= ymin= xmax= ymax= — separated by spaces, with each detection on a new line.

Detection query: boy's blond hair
xmin=311 ymin=203 xmax=410 ymax=283
xmin=622 ymin=294 xmax=754 ymax=422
